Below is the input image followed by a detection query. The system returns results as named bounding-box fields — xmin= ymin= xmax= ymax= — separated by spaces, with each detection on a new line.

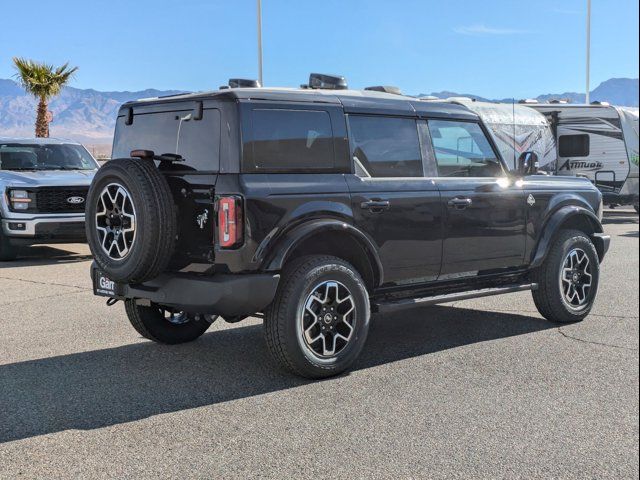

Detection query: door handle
xmin=360 ymin=199 xmax=391 ymax=212
xmin=447 ymin=197 xmax=473 ymax=209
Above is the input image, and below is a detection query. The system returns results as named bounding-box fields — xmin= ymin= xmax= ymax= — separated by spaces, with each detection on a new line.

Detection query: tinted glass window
xmin=348 ymin=116 xmax=423 ymax=177
xmin=113 ymin=108 xmax=220 ymax=171
xmin=251 ymin=109 xmax=334 ymax=171
xmin=558 ymin=134 xmax=590 ymax=157
xmin=428 ymin=120 xmax=503 ymax=177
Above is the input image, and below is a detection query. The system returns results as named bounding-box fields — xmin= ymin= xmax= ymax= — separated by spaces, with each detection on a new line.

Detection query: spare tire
xmin=86 ymin=158 xmax=177 ymax=283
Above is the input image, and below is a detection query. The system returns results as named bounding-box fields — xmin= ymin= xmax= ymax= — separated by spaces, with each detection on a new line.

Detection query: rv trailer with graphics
xmin=530 ymin=104 xmax=639 ymax=211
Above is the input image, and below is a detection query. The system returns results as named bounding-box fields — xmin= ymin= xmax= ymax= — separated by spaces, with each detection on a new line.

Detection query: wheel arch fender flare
xmin=530 ymin=205 xmax=605 ymax=268
xmin=261 ymin=218 xmax=384 ymax=287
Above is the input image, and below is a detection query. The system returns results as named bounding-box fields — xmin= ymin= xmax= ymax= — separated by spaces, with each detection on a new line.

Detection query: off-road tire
xmin=125 ymin=299 xmax=212 ymax=344
xmin=532 ymin=229 xmax=600 ymax=323
xmin=0 ymin=230 xmax=17 ymax=261
xmin=264 ymin=255 xmax=371 ymax=379
xmin=86 ymin=158 xmax=177 ymax=283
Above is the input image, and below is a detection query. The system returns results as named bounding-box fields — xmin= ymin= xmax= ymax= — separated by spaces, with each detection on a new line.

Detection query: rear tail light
xmin=217 ymin=196 xmax=243 ymax=248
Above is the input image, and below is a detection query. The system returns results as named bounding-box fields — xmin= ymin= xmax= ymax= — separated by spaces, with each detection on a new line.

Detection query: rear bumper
xmin=91 ymin=263 xmax=280 ymax=317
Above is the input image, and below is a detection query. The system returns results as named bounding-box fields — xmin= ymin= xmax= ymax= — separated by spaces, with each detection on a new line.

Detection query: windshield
xmin=0 ymin=143 xmax=99 ymax=171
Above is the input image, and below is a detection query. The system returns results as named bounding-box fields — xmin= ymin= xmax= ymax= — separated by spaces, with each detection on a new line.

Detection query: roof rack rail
xmin=157 ymin=92 xmax=192 ymax=99
xmin=590 ymin=100 xmax=610 ymax=106
xmin=549 ymin=99 xmax=570 ymax=104
xmin=364 ymin=86 xmax=402 ymax=95
xmin=518 ymin=99 xmax=539 ymax=104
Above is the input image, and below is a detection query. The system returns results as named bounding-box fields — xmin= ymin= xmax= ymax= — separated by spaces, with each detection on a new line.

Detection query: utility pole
xmin=586 ymin=0 xmax=591 ymax=104
xmin=257 ymin=0 xmax=263 ymax=86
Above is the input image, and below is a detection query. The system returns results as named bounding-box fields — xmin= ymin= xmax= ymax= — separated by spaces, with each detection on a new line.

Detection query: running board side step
xmin=374 ymin=283 xmax=538 ymax=313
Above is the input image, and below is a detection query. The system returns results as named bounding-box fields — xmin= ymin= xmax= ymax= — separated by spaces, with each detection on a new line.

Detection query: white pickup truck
xmin=0 ymin=138 xmax=99 ymax=260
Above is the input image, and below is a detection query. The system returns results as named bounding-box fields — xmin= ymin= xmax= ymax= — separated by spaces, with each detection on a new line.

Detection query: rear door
xmin=425 ymin=119 xmax=527 ymax=278
xmin=112 ymin=102 xmax=222 ymax=264
xmin=345 ymin=115 xmax=444 ymax=287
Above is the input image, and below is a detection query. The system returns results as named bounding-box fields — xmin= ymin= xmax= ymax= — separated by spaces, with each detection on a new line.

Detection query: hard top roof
xmin=122 ymin=87 xmax=478 ymax=119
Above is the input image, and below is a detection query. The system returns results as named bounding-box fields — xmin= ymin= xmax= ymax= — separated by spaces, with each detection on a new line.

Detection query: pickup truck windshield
xmin=0 ymin=143 xmax=98 ymax=171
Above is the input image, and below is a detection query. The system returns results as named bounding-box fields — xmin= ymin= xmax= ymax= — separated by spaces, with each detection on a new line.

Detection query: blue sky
xmin=1 ymin=0 xmax=638 ymax=98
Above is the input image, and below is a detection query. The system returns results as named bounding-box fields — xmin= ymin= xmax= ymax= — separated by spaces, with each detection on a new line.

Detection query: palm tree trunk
xmin=35 ymin=97 xmax=49 ymax=138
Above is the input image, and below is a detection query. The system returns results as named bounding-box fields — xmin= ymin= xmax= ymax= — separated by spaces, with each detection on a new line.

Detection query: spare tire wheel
xmin=86 ymin=158 xmax=177 ymax=283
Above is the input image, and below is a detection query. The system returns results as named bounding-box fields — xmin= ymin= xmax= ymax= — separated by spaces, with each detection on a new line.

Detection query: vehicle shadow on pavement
xmin=0 ymin=306 xmax=554 ymax=444
xmin=0 ymin=245 xmax=92 ymax=269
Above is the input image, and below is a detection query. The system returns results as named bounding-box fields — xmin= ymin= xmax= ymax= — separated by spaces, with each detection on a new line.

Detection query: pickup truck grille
xmin=34 ymin=187 xmax=89 ymax=213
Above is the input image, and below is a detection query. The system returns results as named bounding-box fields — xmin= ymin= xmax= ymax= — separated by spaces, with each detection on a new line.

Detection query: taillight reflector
xmin=217 ymin=196 xmax=243 ymax=248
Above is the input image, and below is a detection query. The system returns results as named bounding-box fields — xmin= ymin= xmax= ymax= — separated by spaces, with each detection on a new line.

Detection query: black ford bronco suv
xmin=87 ymin=74 xmax=610 ymax=379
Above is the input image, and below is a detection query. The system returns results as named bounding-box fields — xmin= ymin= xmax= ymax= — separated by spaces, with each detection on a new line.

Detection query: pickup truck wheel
xmin=532 ymin=229 xmax=600 ymax=323
xmin=264 ymin=255 xmax=370 ymax=379
xmin=124 ymin=299 xmax=214 ymax=344
xmin=86 ymin=158 xmax=177 ymax=283
xmin=0 ymin=231 xmax=17 ymax=261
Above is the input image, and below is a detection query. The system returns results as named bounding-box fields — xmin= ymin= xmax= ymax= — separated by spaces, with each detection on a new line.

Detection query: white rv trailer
xmin=439 ymin=98 xmax=557 ymax=171
xmin=530 ymin=104 xmax=639 ymax=210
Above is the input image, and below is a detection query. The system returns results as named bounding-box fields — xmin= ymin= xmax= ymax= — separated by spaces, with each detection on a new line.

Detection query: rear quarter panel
xmin=213 ymin=173 xmax=355 ymax=273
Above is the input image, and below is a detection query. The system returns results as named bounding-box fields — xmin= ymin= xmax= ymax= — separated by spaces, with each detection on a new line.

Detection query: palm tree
xmin=12 ymin=58 xmax=78 ymax=138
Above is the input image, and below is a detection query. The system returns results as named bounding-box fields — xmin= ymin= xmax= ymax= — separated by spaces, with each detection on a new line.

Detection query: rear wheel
xmin=125 ymin=299 xmax=215 ymax=344
xmin=264 ymin=255 xmax=371 ymax=379
xmin=532 ymin=229 xmax=600 ymax=323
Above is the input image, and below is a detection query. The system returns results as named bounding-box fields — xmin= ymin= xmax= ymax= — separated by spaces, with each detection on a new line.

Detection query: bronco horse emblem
xmin=196 ymin=209 xmax=209 ymax=229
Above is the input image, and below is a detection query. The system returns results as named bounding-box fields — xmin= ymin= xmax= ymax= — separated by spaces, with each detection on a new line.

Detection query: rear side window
xmin=250 ymin=109 xmax=335 ymax=171
xmin=558 ymin=134 xmax=590 ymax=157
xmin=113 ymin=107 xmax=221 ymax=172
xmin=348 ymin=116 xmax=423 ymax=177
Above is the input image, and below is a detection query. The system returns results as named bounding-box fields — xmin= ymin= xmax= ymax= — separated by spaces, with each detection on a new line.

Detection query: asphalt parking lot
xmin=0 ymin=211 xmax=638 ymax=479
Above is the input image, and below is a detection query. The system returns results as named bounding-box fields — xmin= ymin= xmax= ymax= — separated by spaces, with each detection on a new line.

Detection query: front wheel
xmin=124 ymin=300 xmax=215 ymax=344
xmin=532 ymin=229 xmax=600 ymax=323
xmin=264 ymin=255 xmax=371 ymax=379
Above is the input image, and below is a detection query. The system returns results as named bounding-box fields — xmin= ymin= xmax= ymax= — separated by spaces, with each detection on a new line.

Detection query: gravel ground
xmin=0 ymin=210 xmax=638 ymax=479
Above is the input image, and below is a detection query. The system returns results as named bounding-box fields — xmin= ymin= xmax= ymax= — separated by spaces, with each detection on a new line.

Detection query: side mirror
xmin=517 ymin=151 xmax=539 ymax=176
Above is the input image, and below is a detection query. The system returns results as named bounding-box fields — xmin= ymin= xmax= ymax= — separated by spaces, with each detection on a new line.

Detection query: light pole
xmin=586 ymin=0 xmax=591 ymax=104
xmin=257 ymin=0 xmax=263 ymax=86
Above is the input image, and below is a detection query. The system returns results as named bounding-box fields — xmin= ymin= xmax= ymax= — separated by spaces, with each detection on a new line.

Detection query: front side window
xmin=349 ymin=116 xmax=423 ymax=177
xmin=250 ymin=109 xmax=335 ymax=171
xmin=428 ymin=120 xmax=504 ymax=177
xmin=0 ymin=143 xmax=98 ymax=171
